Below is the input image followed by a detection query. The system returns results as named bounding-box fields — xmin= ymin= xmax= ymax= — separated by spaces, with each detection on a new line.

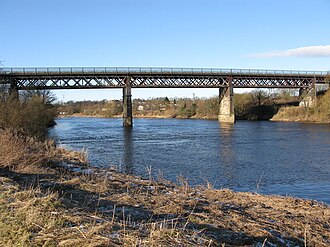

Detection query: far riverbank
xmin=271 ymin=106 xmax=330 ymax=124
xmin=59 ymin=111 xmax=330 ymax=124
xmin=58 ymin=113 xmax=219 ymax=120
xmin=56 ymin=88 xmax=330 ymax=123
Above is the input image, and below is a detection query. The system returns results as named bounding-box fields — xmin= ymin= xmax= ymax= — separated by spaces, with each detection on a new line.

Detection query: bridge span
xmin=0 ymin=67 xmax=328 ymax=126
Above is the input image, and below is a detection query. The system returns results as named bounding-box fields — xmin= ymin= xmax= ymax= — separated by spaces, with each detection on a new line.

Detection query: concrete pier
xmin=299 ymin=84 xmax=317 ymax=108
xmin=123 ymin=77 xmax=133 ymax=127
xmin=218 ymin=84 xmax=235 ymax=123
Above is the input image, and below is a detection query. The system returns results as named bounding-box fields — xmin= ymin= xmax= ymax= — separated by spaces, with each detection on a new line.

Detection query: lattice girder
xmin=0 ymin=68 xmax=326 ymax=90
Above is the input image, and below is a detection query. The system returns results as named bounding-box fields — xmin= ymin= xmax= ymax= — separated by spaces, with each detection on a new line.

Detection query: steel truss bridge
xmin=1 ymin=67 xmax=328 ymax=126
xmin=0 ymin=67 xmax=328 ymax=90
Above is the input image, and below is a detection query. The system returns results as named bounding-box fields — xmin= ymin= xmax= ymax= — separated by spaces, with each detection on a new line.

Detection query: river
xmin=49 ymin=117 xmax=330 ymax=204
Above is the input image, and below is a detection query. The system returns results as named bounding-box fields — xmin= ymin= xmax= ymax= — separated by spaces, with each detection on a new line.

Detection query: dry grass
xmin=0 ymin=131 xmax=329 ymax=246
xmin=0 ymin=129 xmax=87 ymax=173
xmin=0 ymin=129 xmax=50 ymax=172
xmin=271 ymin=106 xmax=317 ymax=122
xmin=0 ymin=176 xmax=114 ymax=247
xmin=272 ymin=89 xmax=330 ymax=123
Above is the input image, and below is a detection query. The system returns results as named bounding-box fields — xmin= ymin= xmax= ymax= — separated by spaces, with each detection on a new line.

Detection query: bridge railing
xmin=1 ymin=67 xmax=329 ymax=76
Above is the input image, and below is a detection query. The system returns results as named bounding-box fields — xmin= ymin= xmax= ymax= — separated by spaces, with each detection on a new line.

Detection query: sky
xmin=0 ymin=0 xmax=329 ymax=101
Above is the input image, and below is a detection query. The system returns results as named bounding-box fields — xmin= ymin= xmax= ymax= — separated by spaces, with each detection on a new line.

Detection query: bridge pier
xmin=218 ymin=83 xmax=235 ymax=123
xmin=299 ymin=78 xmax=317 ymax=108
xmin=123 ymin=77 xmax=133 ymax=127
xmin=299 ymin=88 xmax=308 ymax=99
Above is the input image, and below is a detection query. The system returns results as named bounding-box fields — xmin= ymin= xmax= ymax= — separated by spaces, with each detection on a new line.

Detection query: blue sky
xmin=1 ymin=0 xmax=329 ymax=101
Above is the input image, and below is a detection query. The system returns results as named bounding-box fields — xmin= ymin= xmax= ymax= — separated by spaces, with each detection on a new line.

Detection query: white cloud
xmin=250 ymin=45 xmax=330 ymax=58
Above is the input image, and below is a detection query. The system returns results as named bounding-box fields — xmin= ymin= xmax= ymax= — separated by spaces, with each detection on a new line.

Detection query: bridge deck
xmin=0 ymin=67 xmax=328 ymax=89
xmin=1 ymin=67 xmax=328 ymax=76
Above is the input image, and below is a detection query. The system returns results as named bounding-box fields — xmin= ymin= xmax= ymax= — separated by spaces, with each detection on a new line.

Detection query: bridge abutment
xmin=218 ymin=83 xmax=235 ymax=123
xmin=123 ymin=77 xmax=133 ymax=127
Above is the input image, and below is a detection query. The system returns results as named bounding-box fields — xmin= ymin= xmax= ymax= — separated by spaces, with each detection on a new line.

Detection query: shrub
xmin=317 ymin=89 xmax=330 ymax=121
xmin=0 ymin=95 xmax=56 ymax=139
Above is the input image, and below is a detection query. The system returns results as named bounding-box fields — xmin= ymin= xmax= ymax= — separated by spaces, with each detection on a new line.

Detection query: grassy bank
xmin=271 ymin=107 xmax=330 ymax=123
xmin=272 ymin=90 xmax=330 ymax=123
xmin=0 ymin=130 xmax=329 ymax=246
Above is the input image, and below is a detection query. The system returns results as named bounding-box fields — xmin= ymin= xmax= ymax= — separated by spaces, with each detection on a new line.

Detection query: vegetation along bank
xmin=57 ymin=88 xmax=330 ymax=123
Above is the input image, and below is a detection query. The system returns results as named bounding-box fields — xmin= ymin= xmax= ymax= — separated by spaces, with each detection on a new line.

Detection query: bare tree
xmin=21 ymin=90 xmax=57 ymax=105
xmin=250 ymin=90 xmax=268 ymax=107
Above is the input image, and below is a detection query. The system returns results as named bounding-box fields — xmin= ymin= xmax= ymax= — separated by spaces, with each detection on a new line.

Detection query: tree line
xmin=56 ymin=89 xmax=304 ymax=120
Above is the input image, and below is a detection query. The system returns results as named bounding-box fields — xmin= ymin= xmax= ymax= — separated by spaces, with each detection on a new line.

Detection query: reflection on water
xmin=49 ymin=118 xmax=330 ymax=204
xmin=218 ymin=123 xmax=237 ymax=186
xmin=123 ymin=128 xmax=134 ymax=174
xmin=219 ymin=123 xmax=235 ymax=164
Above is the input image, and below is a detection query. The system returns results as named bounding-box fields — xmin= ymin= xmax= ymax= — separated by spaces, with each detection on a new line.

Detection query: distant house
xmin=138 ymin=105 xmax=144 ymax=111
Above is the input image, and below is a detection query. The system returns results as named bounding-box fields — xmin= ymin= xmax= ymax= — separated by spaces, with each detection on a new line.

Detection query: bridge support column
xmin=299 ymin=78 xmax=317 ymax=108
xmin=299 ymin=88 xmax=308 ymax=99
xmin=218 ymin=81 xmax=235 ymax=123
xmin=123 ymin=77 xmax=133 ymax=127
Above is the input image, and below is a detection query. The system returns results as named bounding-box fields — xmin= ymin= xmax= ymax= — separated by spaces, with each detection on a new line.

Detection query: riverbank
xmin=0 ymin=130 xmax=329 ymax=246
xmin=58 ymin=112 xmax=218 ymax=119
xmin=271 ymin=106 xmax=330 ymax=124
xmin=61 ymin=108 xmax=330 ymax=124
xmin=57 ymin=89 xmax=330 ymax=124
xmin=271 ymin=90 xmax=330 ymax=124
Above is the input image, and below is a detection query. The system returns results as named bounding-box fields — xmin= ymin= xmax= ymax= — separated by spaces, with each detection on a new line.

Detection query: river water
xmin=49 ymin=117 xmax=330 ymax=204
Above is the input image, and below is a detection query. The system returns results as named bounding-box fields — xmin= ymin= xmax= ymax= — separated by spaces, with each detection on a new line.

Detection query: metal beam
xmin=0 ymin=67 xmax=327 ymax=90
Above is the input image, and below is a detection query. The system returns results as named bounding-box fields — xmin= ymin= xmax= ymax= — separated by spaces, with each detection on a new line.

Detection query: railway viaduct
xmin=0 ymin=67 xmax=328 ymax=126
